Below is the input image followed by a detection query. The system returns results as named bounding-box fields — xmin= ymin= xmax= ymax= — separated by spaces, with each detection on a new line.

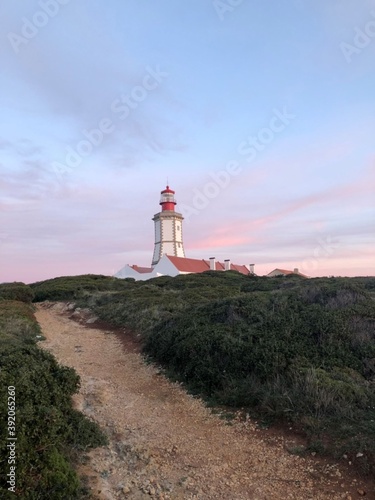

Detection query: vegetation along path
xmin=35 ymin=302 xmax=373 ymax=500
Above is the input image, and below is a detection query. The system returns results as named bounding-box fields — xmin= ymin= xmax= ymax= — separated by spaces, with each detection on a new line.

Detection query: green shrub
xmin=0 ymin=301 xmax=107 ymax=498
xmin=0 ymin=283 xmax=34 ymax=303
xmin=31 ymin=274 xmax=131 ymax=302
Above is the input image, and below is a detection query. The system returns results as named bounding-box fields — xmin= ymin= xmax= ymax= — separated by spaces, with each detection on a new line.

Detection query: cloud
xmin=1 ymin=1 xmax=374 ymax=282
xmin=181 ymin=157 xmax=374 ymax=270
xmin=1 ymin=2 xmax=186 ymax=172
xmin=0 ymin=137 xmax=43 ymax=156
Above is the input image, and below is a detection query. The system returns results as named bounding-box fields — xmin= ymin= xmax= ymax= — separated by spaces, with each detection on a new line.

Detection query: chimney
xmin=249 ymin=264 xmax=255 ymax=274
xmin=294 ymin=268 xmax=299 ymax=274
xmin=224 ymin=259 xmax=230 ymax=271
xmin=209 ymin=257 xmax=216 ymax=271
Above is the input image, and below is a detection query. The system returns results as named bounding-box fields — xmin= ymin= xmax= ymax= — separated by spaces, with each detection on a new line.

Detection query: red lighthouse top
xmin=160 ymin=185 xmax=176 ymax=211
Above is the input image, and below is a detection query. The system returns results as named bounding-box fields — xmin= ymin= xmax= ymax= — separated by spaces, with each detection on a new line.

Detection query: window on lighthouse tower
xmin=161 ymin=192 xmax=175 ymax=203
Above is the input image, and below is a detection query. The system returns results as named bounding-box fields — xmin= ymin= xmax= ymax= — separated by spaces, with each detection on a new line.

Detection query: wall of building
xmin=152 ymin=212 xmax=185 ymax=265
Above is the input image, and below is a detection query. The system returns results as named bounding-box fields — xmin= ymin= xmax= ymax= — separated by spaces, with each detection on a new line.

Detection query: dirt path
xmin=35 ymin=302 xmax=373 ymax=500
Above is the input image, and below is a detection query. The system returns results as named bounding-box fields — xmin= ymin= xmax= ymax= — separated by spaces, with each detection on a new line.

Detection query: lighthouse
xmin=114 ymin=184 xmax=253 ymax=280
xmin=151 ymin=185 xmax=185 ymax=266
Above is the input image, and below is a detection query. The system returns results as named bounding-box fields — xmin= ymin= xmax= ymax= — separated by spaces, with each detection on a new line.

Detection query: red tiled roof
xmin=231 ymin=263 xmax=250 ymax=274
xmin=275 ymin=268 xmax=294 ymax=275
xmin=131 ymin=265 xmax=153 ymax=274
xmin=166 ymin=256 xmax=250 ymax=275
xmin=211 ymin=260 xmax=225 ymax=271
xmin=167 ymin=256 xmax=210 ymax=273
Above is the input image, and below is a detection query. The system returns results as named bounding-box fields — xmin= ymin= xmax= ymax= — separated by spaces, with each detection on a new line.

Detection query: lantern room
xmin=160 ymin=186 xmax=176 ymax=211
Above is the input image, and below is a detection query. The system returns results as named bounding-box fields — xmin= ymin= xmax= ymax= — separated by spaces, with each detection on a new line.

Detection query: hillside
xmin=29 ymin=272 xmax=375 ymax=478
xmin=31 ymin=300 xmax=373 ymax=499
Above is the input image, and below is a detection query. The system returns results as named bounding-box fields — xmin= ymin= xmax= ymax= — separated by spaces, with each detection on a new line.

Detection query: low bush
xmin=0 ymin=283 xmax=34 ymax=303
xmin=31 ymin=274 xmax=132 ymax=302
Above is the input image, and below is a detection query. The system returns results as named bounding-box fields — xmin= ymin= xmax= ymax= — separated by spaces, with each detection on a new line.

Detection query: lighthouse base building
xmin=115 ymin=254 xmax=252 ymax=280
xmin=114 ymin=185 xmax=253 ymax=281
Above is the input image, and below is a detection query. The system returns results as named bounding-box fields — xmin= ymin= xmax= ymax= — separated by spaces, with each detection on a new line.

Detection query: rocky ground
xmin=35 ymin=302 xmax=375 ymax=500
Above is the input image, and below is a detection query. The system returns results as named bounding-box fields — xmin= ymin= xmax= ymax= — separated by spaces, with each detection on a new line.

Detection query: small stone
xmin=356 ymin=452 xmax=364 ymax=458
xmin=86 ymin=317 xmax=98 ymax=324
xmin=357 ymin=489 xmax=366 ymax=496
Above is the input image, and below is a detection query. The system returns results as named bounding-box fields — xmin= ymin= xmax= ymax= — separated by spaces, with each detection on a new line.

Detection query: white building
xmin=115 ymin=254 xmax=252 ymax=281
xmin=267 ymin=268 xmax=308 ymax=278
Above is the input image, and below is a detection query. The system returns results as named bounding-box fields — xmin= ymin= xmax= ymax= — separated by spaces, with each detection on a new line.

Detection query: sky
xmin=0 ymin=0 xmax=374 ymax=283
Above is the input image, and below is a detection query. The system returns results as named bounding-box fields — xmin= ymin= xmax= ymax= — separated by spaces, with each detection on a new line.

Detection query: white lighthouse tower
xmin=151 ymin=185 xmax=185 ymax=266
